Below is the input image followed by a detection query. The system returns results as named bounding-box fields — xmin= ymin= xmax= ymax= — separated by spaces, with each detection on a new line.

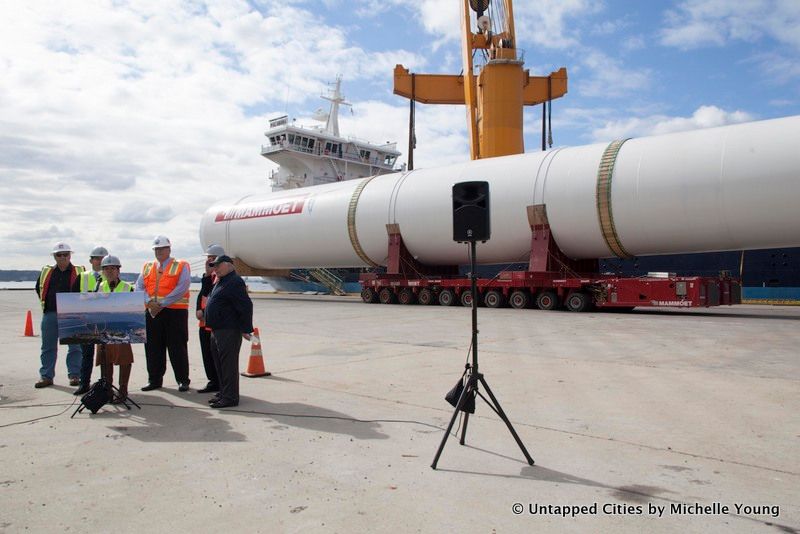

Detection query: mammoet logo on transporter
xmin=215 ymin=196 xmax=308 ymax=222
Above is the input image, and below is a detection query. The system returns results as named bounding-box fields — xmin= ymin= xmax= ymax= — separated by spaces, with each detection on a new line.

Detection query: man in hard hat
xmin=73 ymin=245 xmax=109 ymax=396
xmin=135 ymin=235 xmax=191 ymax=391
xmin=204 ymin=255 xmax=253 ymax=408
xmin=33 ymin=242 xmax=84 ymax=388
xmin=95 ymin=255 xmax=135 ymax=402
xmin=195 ymin=244 xmax=225 ymax=394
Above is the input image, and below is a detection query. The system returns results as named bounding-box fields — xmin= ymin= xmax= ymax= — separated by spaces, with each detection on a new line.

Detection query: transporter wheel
xmin=566 ymin=291 xmax=591 ymax=313
xmin=398 ymin=288 xmax=417 ymax=305
xmin=418 ymin=288 xmax=435 ymax=305
xmin=484 ymin=290 xmax=506 ymax=308
xmin=536 ymin=290 xmax=560 ymax=311
xmin=460 ymin=290 xmax=474 ymax=307
xmin=361 ymin=287 xmax=379 ymax=304
xmin=379 ymin=288 xmax=397 ymax=304
xmin=438 ymin=289 xmax=456 ymax=306
xmin=508 ymin=290 xmax=530 ymax=309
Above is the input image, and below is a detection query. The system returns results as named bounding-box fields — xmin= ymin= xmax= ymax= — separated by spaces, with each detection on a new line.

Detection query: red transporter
xmin=359 ymin=211 xmax=740 ymax=312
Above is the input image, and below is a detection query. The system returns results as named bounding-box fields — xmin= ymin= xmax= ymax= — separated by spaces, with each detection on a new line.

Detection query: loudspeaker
xmin=452 ymin=181 xmax=490 ymax=242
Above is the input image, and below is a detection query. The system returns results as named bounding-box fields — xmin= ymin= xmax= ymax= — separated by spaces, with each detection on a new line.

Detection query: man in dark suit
xmin=203 ymin=255 xmax=254 ymax=408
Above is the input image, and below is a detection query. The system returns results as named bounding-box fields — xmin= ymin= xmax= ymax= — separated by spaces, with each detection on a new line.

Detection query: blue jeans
xmin=39 ymin=311 xmax=82 ymax=379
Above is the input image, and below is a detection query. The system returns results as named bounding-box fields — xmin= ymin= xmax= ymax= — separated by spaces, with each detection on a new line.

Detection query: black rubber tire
xmin=460 ymin=290 xmax=474 ymax=307
xmin=566 ymin=291 xmax=591 ymax=313
xmin=508 ymin=290 xmax=530 ymax=309
xmin=536 ymin=290 xmax=560 ymax=311
xmin=398 ymin=288 xmax=417 ymax=305
xmin=361 ymin=287 xmax=379 ymax=304
xmin=484 ymin=290 xmax=506 ymax=308
xmin=379 ymin=288 xmax=397 ymax=304
xmin=418 ymin=288 xmax=435 ymax=305
xmin=438 ymin=289 xmax=456 ymax=306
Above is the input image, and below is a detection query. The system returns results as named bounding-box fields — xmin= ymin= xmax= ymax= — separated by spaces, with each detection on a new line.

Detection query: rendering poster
xmin=57 ymin=292 xmax=146 ymax=344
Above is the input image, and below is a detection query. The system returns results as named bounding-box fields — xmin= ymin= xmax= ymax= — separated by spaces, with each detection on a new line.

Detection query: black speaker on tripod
xmin=432 ymin=180 xmax=534 ymax=469
xmin=452 ymin=181 xmax=490 ymax=242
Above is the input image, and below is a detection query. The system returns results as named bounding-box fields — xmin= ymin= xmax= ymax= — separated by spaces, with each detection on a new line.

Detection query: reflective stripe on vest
xmin=198 ymin=295 xmax=208 ymax=328
xmin=99 ymin=280 xmax=133 ymax=293
xmin=141 ymin=259 xmax=190 ymax=309
xmin=38 ymin=265 xmax=85 ymax=310
xmin=80 ymin=271 xmax=101 ymax=292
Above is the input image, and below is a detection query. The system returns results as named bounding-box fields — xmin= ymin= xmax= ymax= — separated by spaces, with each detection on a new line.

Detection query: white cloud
xmin=576 ymin=51 xmax=651 ymax=98
xmin=113 ymin=203 xmax=176 ymax=223
xmin=660 ymin=0 xmax=800 ymax=50
xmin=590 ymin=105 xmax=755 ymax=141
xmin=0 ymin=1 xmax=424 ymax=269
xmin=747 ymin=51 xmax=800 ymax=84
xmin=384 ymin=0 xmax=601 ymax=51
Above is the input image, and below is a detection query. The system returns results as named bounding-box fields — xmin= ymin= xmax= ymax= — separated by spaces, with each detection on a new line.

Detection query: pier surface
xmin=1 ymin=290 xmax=798 ymax=533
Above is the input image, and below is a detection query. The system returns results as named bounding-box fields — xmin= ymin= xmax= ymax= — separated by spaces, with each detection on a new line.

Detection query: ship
xmin=259 ymin=76 xmax=401 ymax=293
xmin=237 ymin=2 xmax=799 ymax=303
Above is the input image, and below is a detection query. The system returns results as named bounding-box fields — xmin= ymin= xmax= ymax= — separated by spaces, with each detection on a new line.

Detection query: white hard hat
xmin=205 ymin=244 xmax=226 ymax=257
xmin=51 ymin=242 xmax=72 ymax=254
xmin=90 ymin=246 xmax=109 ymax=258
xmin=151 ymin=235 xmax=172 ymax=249
xmin=101 ymin=255 xmax=122 ymax=268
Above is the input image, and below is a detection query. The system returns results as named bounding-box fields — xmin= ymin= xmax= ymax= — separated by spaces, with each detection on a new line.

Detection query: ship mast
xmin=393 ymin=0 xmax=567 ymax=160
xmin=320 ymin=75 xmax=351 ymax=137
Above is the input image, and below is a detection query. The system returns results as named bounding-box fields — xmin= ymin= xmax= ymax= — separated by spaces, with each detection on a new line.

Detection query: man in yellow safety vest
xmin=33 ymin=242 xmax=84 ymax=388
xmin=74 ymin=245 xmax=108 ymax=395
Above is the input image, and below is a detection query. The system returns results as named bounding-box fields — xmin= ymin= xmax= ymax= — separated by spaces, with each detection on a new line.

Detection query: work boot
xmin=73 ymin=383 xmax=90 ymax=396
xmin=34 ymin=377 xmax=53 ymax=389
xmin=69 ymin=375 xmax=80 ymax=386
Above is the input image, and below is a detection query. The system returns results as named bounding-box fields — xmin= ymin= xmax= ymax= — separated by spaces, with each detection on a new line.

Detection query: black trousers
xmin=79 ymin=344 xmax=94 ymax=386
xmin=145 ymin=308 xmax=189 ymax=385
xmin=198 ymin=328 xmax=219 ymax=387
xmin=210 ymin=329 xmax=242 ymax=403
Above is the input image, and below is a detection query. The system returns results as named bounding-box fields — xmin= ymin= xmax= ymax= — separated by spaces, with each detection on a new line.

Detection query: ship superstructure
xmin=262 ymin=76 xmax=401 ymax=191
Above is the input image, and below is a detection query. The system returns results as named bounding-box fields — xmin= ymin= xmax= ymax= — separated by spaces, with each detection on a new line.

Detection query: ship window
xmin=288 ymin=134 xmax=294 ymax=144
xmin=384 ymin=155 xmax=396 ymax=166
xmin=308 ymin=138 xmax=315 ymax=149
xmin=359 ymin=149 xmax=371 ymax=160
xmin=269 ymin=136 xmax=276 ymax=144
xmin=301 ymin=137 xmax=308 ymax=147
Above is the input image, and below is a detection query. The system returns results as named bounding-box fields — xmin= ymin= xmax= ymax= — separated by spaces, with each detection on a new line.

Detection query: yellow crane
xmin=393 ymin=0 xmax=567 ymax=161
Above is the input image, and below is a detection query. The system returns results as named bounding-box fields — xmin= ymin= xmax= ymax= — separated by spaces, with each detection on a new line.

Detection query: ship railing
xmin=262 ymin=142 xmax=393 ymax=169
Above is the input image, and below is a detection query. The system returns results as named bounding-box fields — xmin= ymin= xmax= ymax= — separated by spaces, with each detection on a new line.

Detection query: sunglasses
xmin=54 ymin=252 xmax=70 ymax=258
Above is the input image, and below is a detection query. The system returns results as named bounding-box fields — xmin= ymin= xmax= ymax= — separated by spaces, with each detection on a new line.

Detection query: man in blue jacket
xmin=203 ymin=255 xmax=254 ymax=408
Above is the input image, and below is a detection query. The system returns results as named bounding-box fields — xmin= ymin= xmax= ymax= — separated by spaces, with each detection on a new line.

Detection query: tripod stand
xmin=71 ymin=348 xmax=141 ymax=418
xmin=431 ymin=239 xmax=534 ymax=469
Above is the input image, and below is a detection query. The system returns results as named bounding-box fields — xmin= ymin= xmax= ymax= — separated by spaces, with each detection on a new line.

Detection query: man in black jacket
xmin=195 ymin=244 xmax=225 ymax=394
xmin=204 ymin=255 xmax=254 ymax=408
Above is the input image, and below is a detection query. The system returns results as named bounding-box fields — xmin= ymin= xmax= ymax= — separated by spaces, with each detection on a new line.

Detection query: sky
xmin=1 ymin=0 xmax=799 ymax=271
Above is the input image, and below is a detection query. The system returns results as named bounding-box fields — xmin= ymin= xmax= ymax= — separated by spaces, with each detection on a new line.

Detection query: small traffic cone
xmin=241 ymin=327 xmax=271 ymax=378
xmin=23 ymin=310 xmax=34 ymax=337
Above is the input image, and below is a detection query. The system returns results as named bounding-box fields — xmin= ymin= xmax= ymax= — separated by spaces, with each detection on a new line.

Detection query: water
xmin=0 ymin=282 xmax=35 ymax=290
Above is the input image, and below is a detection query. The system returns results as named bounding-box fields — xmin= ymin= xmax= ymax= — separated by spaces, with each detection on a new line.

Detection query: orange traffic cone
xmin=23 ymin=310 xmax=34 ymax=337
xmin=241 ymin=327 xmax=271 ymax=378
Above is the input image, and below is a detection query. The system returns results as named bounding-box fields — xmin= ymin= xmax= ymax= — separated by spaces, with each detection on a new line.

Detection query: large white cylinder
xmin=200 ymin=115 xmax=800 ymax=268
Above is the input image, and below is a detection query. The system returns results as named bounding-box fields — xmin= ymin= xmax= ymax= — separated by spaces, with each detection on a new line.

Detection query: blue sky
xmin=1 ymin=0 xmax=798 ymax=270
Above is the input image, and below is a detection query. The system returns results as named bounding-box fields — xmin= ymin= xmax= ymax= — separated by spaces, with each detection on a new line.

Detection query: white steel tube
xmin=200 ymin=115 xmax=800 ymax=268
